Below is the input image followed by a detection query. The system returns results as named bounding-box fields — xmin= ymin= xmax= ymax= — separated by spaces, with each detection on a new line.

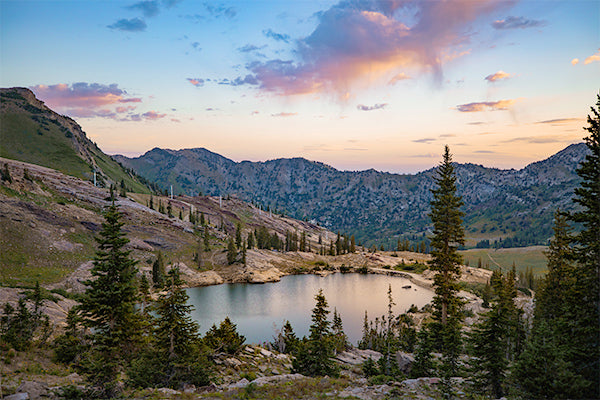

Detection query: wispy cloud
xmin=187 ymin=78 xmax=204 ymax=87
xmin=107 ymin=18 xmax=147 ymax=32
xmin=388 ymin=72 xmax=411 ymax=85
xmin=571 ymin=58 xmax=579 ymax=65
xmin=238 ymin=44 xmax=266 ymax=53
xmin=262 ymin=28 xmax=290 ymax=43
xmin=456 ymin=99 xmax=516 ymax=112
xmin=243 ymin=0 xmax=505 ymax=96
xmin=503 ymin=135 xmax=566 ymax=144
xmin=413 ymin=138 xmax=436 ymax=143
xmin=191 ymin=42 xmax=202 ymax=52
xmin=127 ymin=1 xmax=160 ymax=18
xmin=141 ymin=110 xmax=166 ymax=120
xmin=357 ymin=103 xmax=387 ymax=111
xmin=204 ymin=3 xmax=236 ymax=19
xmin=535 ymin=118 xmax=580 ymax=125
xmin=492 ymin=16 xmax=546 ymax=30
xmin=584 ymin=49 xmax=600 ymax=65
xmin=271 ymin=112 xmax=298 ymax=117
xmin=485 ymin=70 xmax=512 ymax=82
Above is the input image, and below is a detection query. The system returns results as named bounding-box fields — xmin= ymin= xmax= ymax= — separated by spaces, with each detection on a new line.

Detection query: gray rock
xmin=228 ymin=378 xmax=250 ymax=389
xmin=395 ymin=351 xmax=415 ymax=374
xmin=4 ymin=394 xmax=29 ymax=400
xmin=251 ymin=373 xmax=305 ymax=386
xmin=17 ymin=381 xmax=48 ymax=400
xmin=224 ymin=357 xmax=242 ymax=368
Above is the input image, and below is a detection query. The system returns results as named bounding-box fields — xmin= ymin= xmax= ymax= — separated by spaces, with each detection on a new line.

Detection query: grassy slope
xmin=0 ymin=113 xmax=90 ymax=179
xmin=459 ymin=246 xmax=548 ymax=275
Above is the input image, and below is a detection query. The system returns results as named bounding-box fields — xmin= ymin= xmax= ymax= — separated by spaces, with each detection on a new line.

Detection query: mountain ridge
xmin=115 ymin=142 xmax=589 ymax=248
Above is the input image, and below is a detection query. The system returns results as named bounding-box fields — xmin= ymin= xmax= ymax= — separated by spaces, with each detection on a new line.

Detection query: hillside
xmin=0 ymin=87 xmax=150 ymax=193
xmin=116 ymin=143 xmax=588 ymax=248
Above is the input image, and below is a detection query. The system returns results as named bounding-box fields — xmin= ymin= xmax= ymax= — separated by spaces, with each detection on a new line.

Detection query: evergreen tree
xmin=331 ymin=308 xmax=348 ymax=354
xmin=152 ymin=250 xmax=166 ymax=288
xmin=1 ymin=163 xmax=12 ymax=183
xmin=235 ymin=222 xmax=242 ymax=249
xmin=428 ymin=146 xmax=465 ymax=393
xmin=568 ymin=93 xmax=600 ymax=397
xmin=292 ymin=289 xmax=339 ymax=377
xmin=203 ymin=317 xmax=245 ymax=354
xmin=227 ymin=237 xmax=237 ymax=264
xmin=167 ymin=201 xmax=173 ymax=218
xmin=78 ymin=201 xmax=142 ymax=397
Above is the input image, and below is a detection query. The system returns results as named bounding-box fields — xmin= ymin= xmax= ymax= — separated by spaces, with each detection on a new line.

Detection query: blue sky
xmin=1 ymin=0 xmax=598 ymax=173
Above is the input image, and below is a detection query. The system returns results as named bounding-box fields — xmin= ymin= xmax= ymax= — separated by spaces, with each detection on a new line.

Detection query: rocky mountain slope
xmin=0 ymin=87 xmax=149 ymax=193
xmin=116 ymin=143 xmax=588 ymax=248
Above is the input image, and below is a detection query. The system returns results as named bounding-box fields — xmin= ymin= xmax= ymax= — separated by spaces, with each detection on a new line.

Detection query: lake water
xmin=186 ymin=273 xmax=434 ymax=345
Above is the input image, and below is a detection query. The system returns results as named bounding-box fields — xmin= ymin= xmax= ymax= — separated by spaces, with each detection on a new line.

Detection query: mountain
xmin=115 ymin=143 xmax=589 ymax=248
xmin=0 ymin=87 xmax=149 ymax=193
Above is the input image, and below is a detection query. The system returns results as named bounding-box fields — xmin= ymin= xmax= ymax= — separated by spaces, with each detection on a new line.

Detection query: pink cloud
xmin=142 ymin=111 xmax=166 ymax=120
xmin=30 ymin=82 xmax=143 ymax=119
xmin=571 ymin=58 xmax=579 ymax=65
xmin=244 ymin=1 xmax=505 ymax=96
xmin=187 ymin=78 xmax=205 ymax=87
xmin=484 ymin=70 xmax=512 ymax=82
xmin=388 ymin=72 xmax=411 ymax=85
xmin=456 ymin=99 xmax=516 ymax=112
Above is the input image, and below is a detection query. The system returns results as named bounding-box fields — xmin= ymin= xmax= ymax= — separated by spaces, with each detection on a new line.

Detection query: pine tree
xmin=227 ymin=237 xmax=237 ymax=264
xmin=568 ymin=93 xmax=600 ymax=397
xmin=152 ymin=250 xmax=166 ymax=288
xmin=428 ymin=146 xmax=465 ymax=394
xmin=292 ymin=289 xmax=339 ymax=377
xmin=331 ymin=308 xmax=348 ymax=354
xmin=235 ymin=222 xmax=242 ymax=249
xmin=78 ymin=201 xmax=142 ymax=396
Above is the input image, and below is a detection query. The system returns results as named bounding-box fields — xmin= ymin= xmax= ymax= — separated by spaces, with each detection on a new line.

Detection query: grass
xmin=459 ymin=246 xmax=548 ymax=275
xmin=394 ymin=262 xmax=428 ymax=274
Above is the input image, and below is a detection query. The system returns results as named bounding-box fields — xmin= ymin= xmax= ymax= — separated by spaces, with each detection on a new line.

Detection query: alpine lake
xmin=186 ymin=273 xmax=434 ymax=345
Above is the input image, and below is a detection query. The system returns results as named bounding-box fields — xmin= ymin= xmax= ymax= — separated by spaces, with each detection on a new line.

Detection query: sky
xmin=1 ymin=0 xmax=598 ymax=173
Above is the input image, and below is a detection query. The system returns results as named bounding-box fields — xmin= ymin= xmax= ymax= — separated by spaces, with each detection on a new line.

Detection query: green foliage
xmin=227 ymin=236 xmax=237 ymax=264
xmin=204 ymin=317 xmax=246 ymax=355
xmin=1 ymin=163 xmax=12 ymax=183
xmin=152 ymin=250 xmax=166 ymax=288
xmin=292 ymin=289 xmax=339 ymax=377
xmin=428 ymin=146 xmax=465 ymax=388
xmin=77 ymin=201 xmax=142 ymax=397
xmin=128 ymin=267 xmax=211 ymax=389
xmin=411 ymin=325 xmax=437 ymax=378
xmin=271 ymin=320 xmax=300 ymax=354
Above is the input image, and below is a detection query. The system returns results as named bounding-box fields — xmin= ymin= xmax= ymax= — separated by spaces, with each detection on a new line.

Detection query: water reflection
xmin=186 ymin=273 xmax=434 ymax=345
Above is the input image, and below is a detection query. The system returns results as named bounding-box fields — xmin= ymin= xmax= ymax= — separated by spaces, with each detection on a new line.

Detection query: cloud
xmin=127 ymin=1 xmax=160 ymax=17
xmin=187 ymin=78 xmax=205 ymax=87
xmin=238 ymin=44 xmax=266 ymax=53
xmin=357 ymin=103 xmax=388 ymax=111
xmin=468 ymin=121 xmax=486 ymax=125
xmin=271 ymin=112 xmax=298 ymax=117
xmin=263 ymin=28 xmax=291 ymax=43
xmin=485 ymin=70 xmax=511 ymax=82
xmin=584 ymin=50 xmax=600 ymax=64
xmin=413 ymin=137 xmax=436 ymax=143
xmin=107 ymin=18 xmax=147 ymax=32
xmin=204 ymin=3 xmax=236 ymax=19
xmin=456 ymin=99 xmax=516 ymax=112
xmin=492 ymin=16 xmax=546 ymax=30
xmin=440 ymin=133 xmax=456 ymax=137
xmin=571 ymin=58 xmax=579 ymax=65
xmin=191 ymin=42 xmax=202 ymax=51
xmin=251 ymin=110 xmax=260 ymax=115
xmin=29 ymin=82 xmax=160 ymax=120
xmin=171 ymin=118 xmax=181 ymax=122
xmin=162 ymin=0 xmax=181 ymax=8
xmin=503 ymin=135 xmax=565 ymax=144
xmin=388 ymin=72 xmax=411 ymax=85
xmin=217 ymin=75 xmax=259 ymax=86
xmin=244 ymin=0 xmax=505 ymax=96
xmin=473 ymin=150 xmax=497 ymax=153
xmin=535 ymin=118 xmax=580 ymax=125
xmin=142 ymin=111 xmax=166 ymax=120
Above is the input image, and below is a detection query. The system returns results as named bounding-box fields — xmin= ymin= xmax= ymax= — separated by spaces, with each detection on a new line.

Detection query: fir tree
xmin=227 ymin=237 xmax=237 ymax=264
xmin=78 ymin=201 xmax=142 ymax=396
xmin=235 ymin=222 xmax=242 ymax=249
xmin=428 ymin=146 xmax=465 ymax=393
xmin=203 ymin=317 xmax=245 ymax=354
xmin=331 ymin=308 xmax=348 ymax=354
xmin=152 ymin=250 xmax=166 ymax=288
xmin=568 ymin=93 xmax=600 ymax=397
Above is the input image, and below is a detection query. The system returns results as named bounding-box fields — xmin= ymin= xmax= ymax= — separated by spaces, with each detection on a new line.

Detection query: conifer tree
xmin=78 ymin=201 xmax=142 ymax=396
xmin=292 ymin=289 xmax=339 ymax=377
xmin=568 ymin=93 xmax=600 ymax=397
xmin=152 ymin=250 xmax=166 ymax=288
xmin=331 ymin=308 xmax=348 ymax=353
xmin=227 ymin=237 xmax=237 ymax=264
xmin=428 ymin=146 xmax=465 ymax=391
xmin=235 ymin=222 xmax=242 ymax=249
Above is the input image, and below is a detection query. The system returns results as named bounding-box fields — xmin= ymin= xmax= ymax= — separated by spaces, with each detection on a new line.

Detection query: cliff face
xmin=116 ymin=143 xmax=589 ymax=246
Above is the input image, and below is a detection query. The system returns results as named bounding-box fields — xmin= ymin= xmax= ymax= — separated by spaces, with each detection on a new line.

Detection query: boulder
xmin=335 ymin=348 xmax=383 ymax=365
xmin=16 ymin=381 xmax=48 ymax=400
xmin=228 ymin=378 xmax=250 ymax=389
xmin=251 ymin=373 xmax=305 ymax=386
xmin=395 ymin=351 xmax=415 ymax=374
xmin=4 ymin=394 xmax=29 ymax=400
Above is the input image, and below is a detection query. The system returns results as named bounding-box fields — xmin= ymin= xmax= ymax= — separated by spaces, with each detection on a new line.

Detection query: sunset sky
xmin=1 ymin=0 xmax=598 ymax=173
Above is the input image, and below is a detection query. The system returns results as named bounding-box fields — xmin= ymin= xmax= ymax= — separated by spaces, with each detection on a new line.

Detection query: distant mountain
xmin=0 ymin=87 xmax=149 ymax=193
xmin=115 ymin=143 xmax=589 ymax=248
